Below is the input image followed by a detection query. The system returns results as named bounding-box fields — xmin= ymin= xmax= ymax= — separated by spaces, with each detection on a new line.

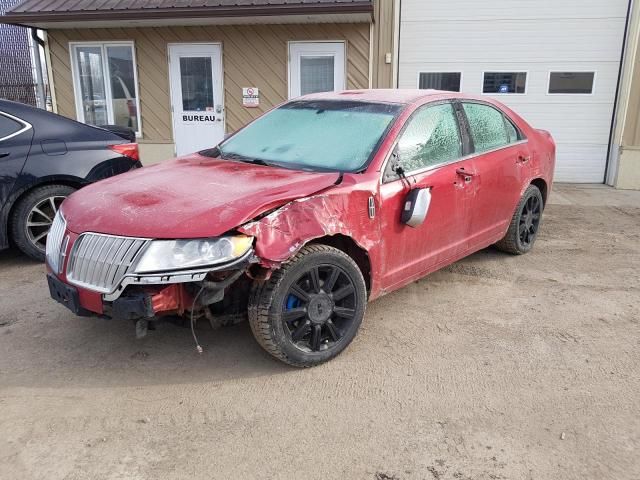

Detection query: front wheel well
xmin=530 ymin=178 xmax=548 ymax=206
xmin=308 ymin=234 xmax=371 ymax=292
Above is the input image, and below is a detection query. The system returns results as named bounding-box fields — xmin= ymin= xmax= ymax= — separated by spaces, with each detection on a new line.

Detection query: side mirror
xmin=401 ymin=187 xmax=431 ymax=228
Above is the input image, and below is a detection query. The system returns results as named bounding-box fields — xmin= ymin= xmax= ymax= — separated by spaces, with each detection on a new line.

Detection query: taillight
xmin=109 ymin=143 xmax=139 ymax=162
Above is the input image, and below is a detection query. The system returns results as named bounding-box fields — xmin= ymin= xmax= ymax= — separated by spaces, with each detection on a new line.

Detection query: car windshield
xmin=217 ymin=100 xmax=402 ymax=172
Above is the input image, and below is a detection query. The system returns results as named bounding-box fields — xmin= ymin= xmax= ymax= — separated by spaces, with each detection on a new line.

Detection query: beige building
xmin=3 ymin=0 xmax=640 ymax=189
xmin=3 ymin=0 xmax=395 ymax=163
xmin=609 ymin=0 xmax=640 ymax=190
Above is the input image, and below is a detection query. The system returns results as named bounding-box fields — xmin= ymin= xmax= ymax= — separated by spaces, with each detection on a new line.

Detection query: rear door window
xmin=462 ymin=103 xmax=512 ymax=153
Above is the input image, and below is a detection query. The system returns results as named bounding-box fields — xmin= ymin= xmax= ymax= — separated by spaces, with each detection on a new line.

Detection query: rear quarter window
xmin=0 ymin=114 xmax=23 ymax=140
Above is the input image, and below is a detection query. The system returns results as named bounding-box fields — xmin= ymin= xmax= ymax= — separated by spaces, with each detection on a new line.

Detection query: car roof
xmin=299 ymin=89 xmax=455 ymax=105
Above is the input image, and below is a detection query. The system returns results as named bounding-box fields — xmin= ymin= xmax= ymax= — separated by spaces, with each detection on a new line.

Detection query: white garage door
xmin=398 ymin=0 xmax=630 ymax=183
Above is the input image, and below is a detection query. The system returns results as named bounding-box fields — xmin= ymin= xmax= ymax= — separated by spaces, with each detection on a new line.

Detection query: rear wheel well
xmin=530 ymin=178 xmax=548 ymax=206
xmin=309 ymin=234 xmax=371 ymax=292
xmin=6 ymin=179 xmax=83 ymax=240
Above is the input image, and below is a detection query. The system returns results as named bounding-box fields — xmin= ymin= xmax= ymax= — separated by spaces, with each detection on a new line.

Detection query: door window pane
xmin=397 ymin=103 xmax=462 ymax=172
xmin=76 ymin=46 xmax=108 ymax=126
xmin=483 ymin=72 xmax=527 ymax=94
xmin=419 ymin=72 xmax=461 ymax=92
xmin=180 ymin=57 xmax=214 ymax=111
xmin=0 ymin=115 xmax=23 ymax=140
xmin=463 ymin=103 xmax=509 ymax=153
xmin=300 ymin=56 xmax=335 ymax=95
xmin=106 ymin=46 xmax=138 ymax=132
xmin=549 ymin=72 xmax=595 ymax=94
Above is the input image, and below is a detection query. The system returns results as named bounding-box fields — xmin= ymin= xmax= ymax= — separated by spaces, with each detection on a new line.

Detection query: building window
xmin=483 ymin=72 xmax=527 ymax=94
xmin=288 ymin=42 xmax=345 ymax=98
xmin=548 ymin=72 xmax=595 ymax=94
xmin=418 ymin=72 xmax=461 ymax=92
xmin=70 ymin=42 xmax=140 ymax=135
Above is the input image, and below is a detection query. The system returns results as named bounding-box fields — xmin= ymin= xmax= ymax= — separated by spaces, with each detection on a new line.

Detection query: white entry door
xmin=289 ymin=42 xmax=346 ymax=98
xmin=168 ymin=44 xmax=224 ymax=156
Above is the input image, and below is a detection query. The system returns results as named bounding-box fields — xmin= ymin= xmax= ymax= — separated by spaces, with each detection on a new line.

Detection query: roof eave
xmin=3 ymin=2 xmax=374 ymax=29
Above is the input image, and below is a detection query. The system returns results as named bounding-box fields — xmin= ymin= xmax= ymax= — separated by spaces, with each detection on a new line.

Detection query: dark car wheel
xmin=248 ymin=244 xmax=367 ymax=367
xmin=11 ymin=184 xmax=76 ymax=261
xmin=495 ymin=184 xmax=544 ymax=255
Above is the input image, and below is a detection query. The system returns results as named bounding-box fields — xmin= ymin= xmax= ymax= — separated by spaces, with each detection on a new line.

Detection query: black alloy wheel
xmin=282 ymin=264 xmax=358 ymax=353
xmin=519 ymin=193 xmax=542 ymax=248
xmin=495 ymin=184 xmax=544 ymax=255
xmin=249 ymin=244 xmax=367 ymax=367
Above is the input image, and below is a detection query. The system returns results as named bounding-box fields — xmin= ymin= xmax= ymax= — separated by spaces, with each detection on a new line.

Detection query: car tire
xmin=248 ymin=244 xmax=367 ymax=367
xmin=495 ymin=184 xmax=544 ymax=255
xmin=10 ymin=184 xmax=75 ymax=261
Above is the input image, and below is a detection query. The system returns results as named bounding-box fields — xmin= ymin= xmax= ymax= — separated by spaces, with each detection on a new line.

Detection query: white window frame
xmin=481 ymin=71 xmax=529 ymax=96
xmin=69 ymin=41 xmax=142 ymax=137
xmin=288 ymin=41 xmax=346 ymax=99
xmin=547 ymin=70 xmax=597 ymax=96
xmin=416 ymin=71 xmax=463 ymax=92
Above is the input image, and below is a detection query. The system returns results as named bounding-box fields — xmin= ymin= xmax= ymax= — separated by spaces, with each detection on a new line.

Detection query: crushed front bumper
xmin=48 ymin=250 xmax=255 ymax=321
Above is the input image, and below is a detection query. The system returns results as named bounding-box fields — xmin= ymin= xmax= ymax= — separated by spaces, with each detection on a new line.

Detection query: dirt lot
xmin=0 ymin=184 xmax=639 ymax=480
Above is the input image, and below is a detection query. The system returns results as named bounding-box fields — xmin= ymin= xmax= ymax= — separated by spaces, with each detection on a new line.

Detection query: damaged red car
xmin=45 ymin=90 xmax=555 ymax=367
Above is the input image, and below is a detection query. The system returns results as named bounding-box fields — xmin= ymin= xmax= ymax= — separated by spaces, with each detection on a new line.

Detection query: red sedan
xmin=45 ymin=90 xmax=555 ymax=367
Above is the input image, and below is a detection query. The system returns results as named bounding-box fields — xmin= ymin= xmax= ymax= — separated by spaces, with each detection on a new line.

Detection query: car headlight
xmin=133 ymin=235 xmax=253 ymax=274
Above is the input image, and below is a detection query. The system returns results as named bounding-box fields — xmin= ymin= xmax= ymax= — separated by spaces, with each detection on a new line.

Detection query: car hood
xmin=62 ymin=154 xmax=340 ymax=238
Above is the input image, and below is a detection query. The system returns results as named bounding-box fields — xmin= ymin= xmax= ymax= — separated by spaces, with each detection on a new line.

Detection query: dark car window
xmin=463 ymin=103 xmax=515 ymax=153
xmin=0 ymin=114 xmax=23 ymax=141
xmin=395 ymin=103 xmax=462 ymax=173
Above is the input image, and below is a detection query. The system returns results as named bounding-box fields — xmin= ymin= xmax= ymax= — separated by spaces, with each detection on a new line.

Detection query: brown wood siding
xmin=47 ymin=23 xmax=370 ymax=143
xmin=622 ymin=37 xmax=640 ymax=147
xmin=370 ymin=0 xmax=395 ymax=88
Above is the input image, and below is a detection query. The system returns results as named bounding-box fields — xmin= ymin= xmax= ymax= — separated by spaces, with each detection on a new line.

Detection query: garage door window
xmin=548 ymin=72 xmax=595 ymax=94
xmin=70 ymin=42 xmax=141 ymax=135
xmin=396 ymin=103 xmax=462 ymax=172
xmin=483 ymin=72 xmax=527 ymax=94
xmin=463 ymin=103 xmax=517 ymax=153
xmin=419 ymin=72 xmax=461 ymax=92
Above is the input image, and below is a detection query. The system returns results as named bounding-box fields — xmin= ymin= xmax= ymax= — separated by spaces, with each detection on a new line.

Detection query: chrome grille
xmin=67 ymin=233 xmax=149 ymax=293
xmin=45 ymin=212 xmax=66 ymax=274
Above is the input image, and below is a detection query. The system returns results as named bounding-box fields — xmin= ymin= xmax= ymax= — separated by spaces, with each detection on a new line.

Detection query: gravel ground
xmin=0 ymin=184 xmax=638 ymax=480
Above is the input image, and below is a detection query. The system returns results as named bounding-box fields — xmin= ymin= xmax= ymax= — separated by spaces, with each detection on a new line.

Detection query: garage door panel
xmin=553 ymin=144 xmax=609 ymax=183
xmin=401 ymin=0 xmax=629 ymax=22
xmin=398 ymin=0 xmax=627 ymax=184
xmin=400 ymin=19 xmax=626 ymax=63
xmin=401 ymin=64 xmax=620 ymax=103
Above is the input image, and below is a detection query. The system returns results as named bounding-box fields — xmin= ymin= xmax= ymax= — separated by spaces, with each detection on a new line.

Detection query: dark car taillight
xmin=109 ymin=143 xmax=139 ymax=162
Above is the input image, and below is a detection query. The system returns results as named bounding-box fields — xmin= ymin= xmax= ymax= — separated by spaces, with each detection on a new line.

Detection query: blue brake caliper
xmin=286 ymin=295 xmax=301 ymax=311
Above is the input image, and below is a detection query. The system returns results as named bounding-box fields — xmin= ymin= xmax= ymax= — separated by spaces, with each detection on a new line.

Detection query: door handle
xmin=0 ymin=152 xmax=9 ymax=158
xmin=517 ymin=154 xmax=530 ymax=163
xmin=456 ymin=167 xmax=475 ymax=183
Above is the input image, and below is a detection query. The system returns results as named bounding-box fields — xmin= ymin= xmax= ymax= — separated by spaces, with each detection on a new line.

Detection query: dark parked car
xmin=0 ymin=99 xmax=141 ymax=260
